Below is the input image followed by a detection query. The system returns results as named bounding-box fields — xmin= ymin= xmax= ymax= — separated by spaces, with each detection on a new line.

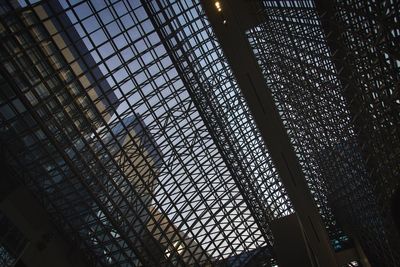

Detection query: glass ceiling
xmin=1 ymin=0 xmax=398 ymax=266
xmin=0 ymin=0 xmax=292 ymax=266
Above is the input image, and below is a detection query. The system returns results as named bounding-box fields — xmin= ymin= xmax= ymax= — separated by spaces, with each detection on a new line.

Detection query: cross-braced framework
xmin=247 ymin=0 xmax=399 ymax=265
xmin=247 ymin=0 xmax=354 ymax=248
xmin=335 ymin=0 xmax=400 ymax=197
xmin=0 ymin=0 xmax=294 ymax=266
xmin=329 ymin=1 xmax=400 ymax=203
xmin=315 ymin=0 xmax=400 ymax=265
xmin=141 ymin=0 xmax=293 ymax=238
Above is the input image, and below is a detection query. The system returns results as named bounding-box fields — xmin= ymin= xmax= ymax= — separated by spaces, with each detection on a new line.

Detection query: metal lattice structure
xmin=315 ymin=1 xmax=400 ymax=265
xmin=247 ymin=0 xmax=356 ymax=248
xmin=0 ymin=0 xmax=399 ymax=266
xmin=0 ymin=0 xmax=294 ymax=266
xmin=141 ymin=0 xmax=292 ymax=238
xmin=247 ymin=0 xmax=399 ymax=266
xmin=327 ymin=1 xmax=400 ymax=202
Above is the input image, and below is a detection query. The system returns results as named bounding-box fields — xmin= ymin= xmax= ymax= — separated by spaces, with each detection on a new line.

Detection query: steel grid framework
xmin=247 ymin=0 xmax=399 ymax=265
xmin=247 ymin=0 xmax=356 ymax=247
xmin=141 ymin=0 xmax=293 ymax=240
xmin=333 ymin=0 xmax=400 ymax=198
xmin=0 ymin=0 xmax=398 ymax=266
xmin=315 ymin=0 xmax=400 ymax=265
xmin=0 ymin=0 xmax=295 ymax=266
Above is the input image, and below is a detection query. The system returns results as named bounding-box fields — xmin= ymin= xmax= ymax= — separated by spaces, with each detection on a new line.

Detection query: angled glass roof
xmin=0 ymin=0 xmax=292 ymax=266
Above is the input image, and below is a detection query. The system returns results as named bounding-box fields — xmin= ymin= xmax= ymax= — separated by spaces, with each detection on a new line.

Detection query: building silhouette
xmin=0 ymin=0 xmax=398 ymax=266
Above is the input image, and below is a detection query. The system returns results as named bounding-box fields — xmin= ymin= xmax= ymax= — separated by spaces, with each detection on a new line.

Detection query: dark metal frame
xmin=0 ymin=0 xmax=294 ymax=266
xmin=247 ymin=0 xmax=399 ymax=265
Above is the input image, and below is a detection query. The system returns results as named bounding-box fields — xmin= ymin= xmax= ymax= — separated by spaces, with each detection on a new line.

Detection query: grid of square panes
xmin=0 ymin=0 xmax=294 ymax=266
xmin=143 ymin=0 xmax=293 ymax=233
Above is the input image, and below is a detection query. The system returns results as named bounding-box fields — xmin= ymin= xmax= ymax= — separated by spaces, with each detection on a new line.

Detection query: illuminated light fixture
xmin=223 ymin=19 xmax=227 ymax=24
xmin=215 ymin=1 xmax=222 ymax=12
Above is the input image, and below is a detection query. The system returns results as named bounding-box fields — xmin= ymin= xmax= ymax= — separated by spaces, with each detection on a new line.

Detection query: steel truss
xmin=0 ymin=0 xmax=293 ymax=266
xmin=317 ymin=0 xmax=400 ymax=206
xmin=247 ymin=0 xmax=399 ymax=265
xmin=141 ymin=0 xmax=293 ymax=243
xmin=315 ymin=1 xmax=400 ymax=265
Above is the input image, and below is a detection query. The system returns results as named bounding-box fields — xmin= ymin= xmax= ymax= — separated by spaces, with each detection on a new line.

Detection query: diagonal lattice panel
xmin=246 ymin=0 xmax=398 ymax=264
xmin=141 ymin=0 xmax=293 ymax=243
xmin=0 ymin=0 xmax=295 ymax=266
